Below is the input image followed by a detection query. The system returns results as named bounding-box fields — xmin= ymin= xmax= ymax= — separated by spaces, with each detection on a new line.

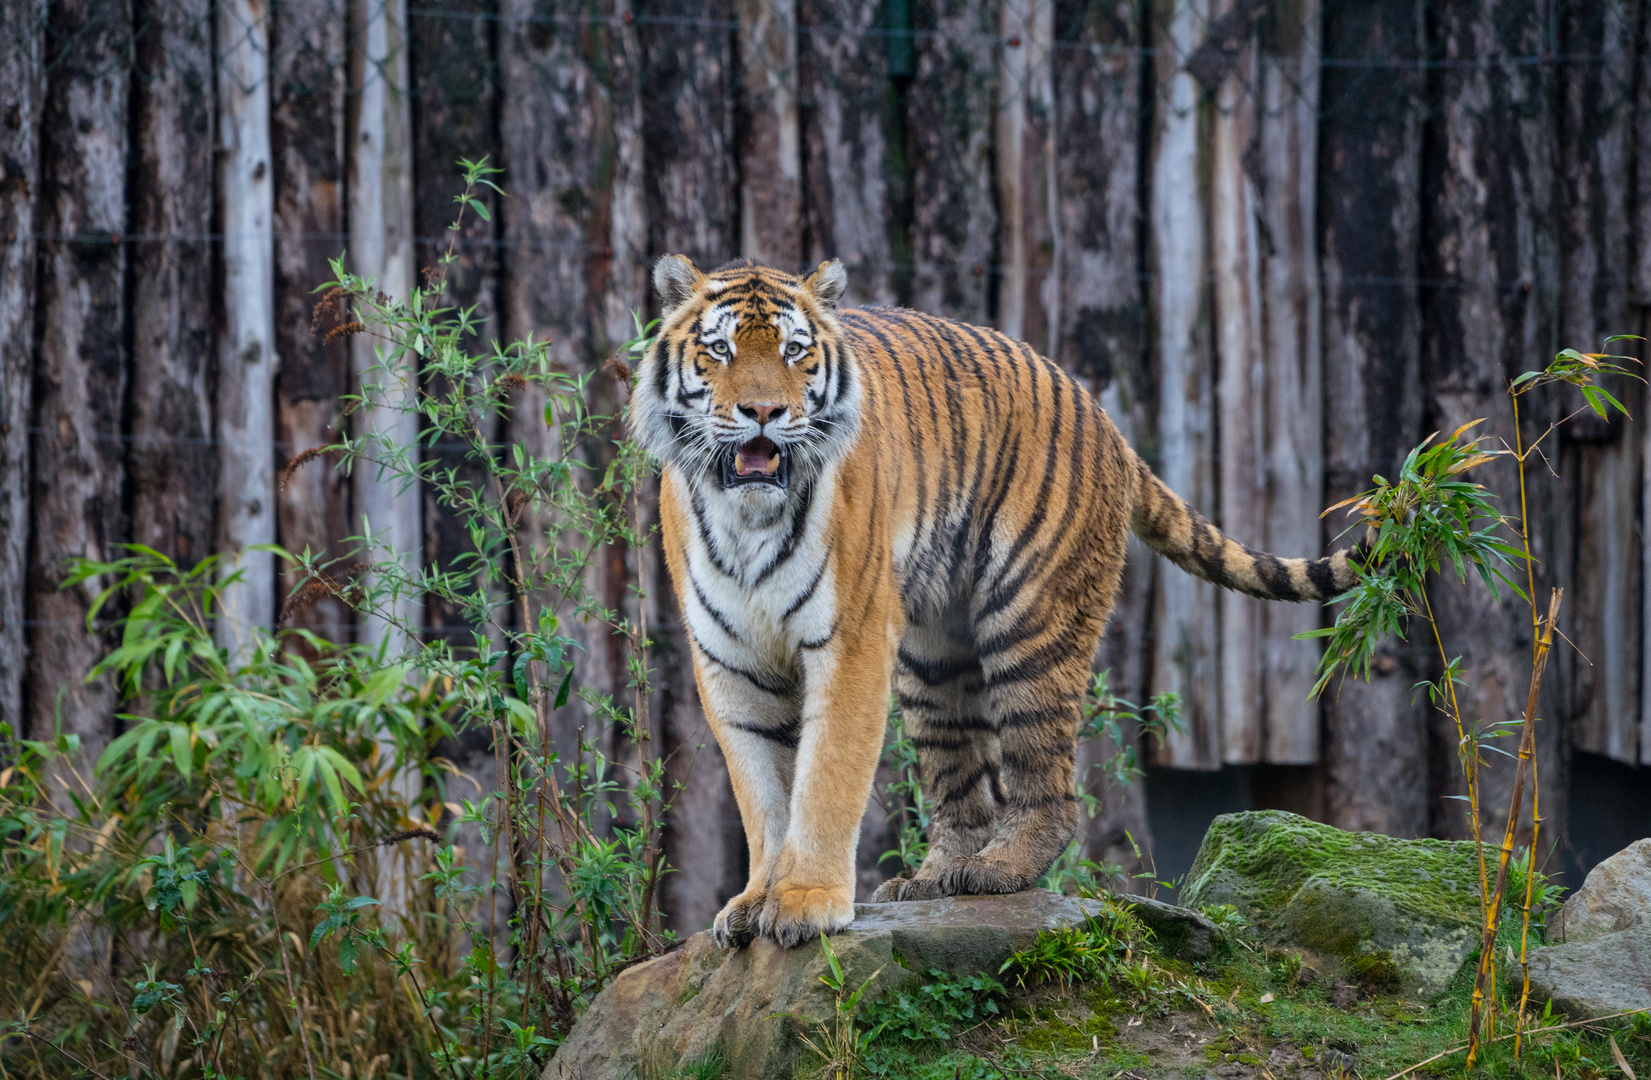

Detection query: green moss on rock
xmin=1180 ymin=811 xmax=1483 ymax=998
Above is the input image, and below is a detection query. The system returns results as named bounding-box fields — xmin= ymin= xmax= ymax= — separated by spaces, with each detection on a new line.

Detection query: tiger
xmin=629 ymin=255 xmax=1358 ymax=949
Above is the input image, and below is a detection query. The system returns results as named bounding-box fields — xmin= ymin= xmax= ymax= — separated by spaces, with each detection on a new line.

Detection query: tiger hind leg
xmin=871 ymin=618 xmax=999 ymax=902
xmin=928 ymin=600 xmax=1104 ymax=897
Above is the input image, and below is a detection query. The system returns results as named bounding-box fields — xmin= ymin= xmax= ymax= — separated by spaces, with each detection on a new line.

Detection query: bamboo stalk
xmin=1466 ymin=588 xmax=1562 ymax=1066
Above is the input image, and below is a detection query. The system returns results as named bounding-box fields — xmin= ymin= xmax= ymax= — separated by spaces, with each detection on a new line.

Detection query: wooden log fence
xmin=0 ymin=0 xmax=1647 ymax=932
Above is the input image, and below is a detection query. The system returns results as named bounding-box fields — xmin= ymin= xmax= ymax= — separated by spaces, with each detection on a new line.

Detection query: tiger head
xmin=629 ymin=256 xmax=862 ymax=501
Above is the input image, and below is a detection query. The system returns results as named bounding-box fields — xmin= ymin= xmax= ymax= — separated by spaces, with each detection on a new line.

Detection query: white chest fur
xmin=670 ymin=468 xmax=839 ymax=692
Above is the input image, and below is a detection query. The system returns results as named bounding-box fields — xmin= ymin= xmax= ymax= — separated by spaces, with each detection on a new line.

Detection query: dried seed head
xmin=322 ymin=320 xmax=366 ymax=345
xmin=380 ymin=827 xmax=441 ymax=846
xmin=605 ymin=355 xmax=633 ymax=387
xmin=278 ymin=446 xmax=330 ymax=491
xmin=311 ymin=287 xmax=349 ymax=333
xmin=495 ymin=373 xmax=528 ymax=396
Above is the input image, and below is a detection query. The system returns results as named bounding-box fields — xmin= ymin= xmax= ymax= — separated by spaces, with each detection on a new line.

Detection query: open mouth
xmin=720 ymin=436 xmax=789 ymax=490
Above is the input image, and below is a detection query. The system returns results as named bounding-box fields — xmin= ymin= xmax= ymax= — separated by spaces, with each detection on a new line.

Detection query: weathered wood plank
xmin=410 ymin=0 xmax=500 ymax=664
xmin=350 ymin=0 xmax=420 ymax=655
xmin=738 ymin=0 xmax=802 ymax=267
xmin=908 ymin=0 xmax=997 ymax=324
xmin=217 ymin=0 xmax=278 ymax=653
xmin=1205 ymin=0 xmax=1265 ymax=765
xmin=996 ymin=0 xmax=1057 ymax=353
xmin=27 ymin=0 xmax=130 ymax=762
xmin=1420 ymin=0 xmax=1559 ymax=847
xmin=1561 ymin=0 xmax=1639 ymax=766
xmin=797 ymin=0 xmax=902 ymax=307
xmin=0 ymin=0 xmax=42 ymax=733
xmin=640 ymin=0 xmax=737 ymax=265
xmin=1148 ymin=0 xmax=1220 ymax=770
xmin=634 ymin=0 xmax=747 ymax=931
xmin=128 ymin=0 xmax=213 ymax=571
xmin=1318 ymin=0 xmax=1429 ymax=836
xmin=1053 ymin=0 xmax=1155 ymax=877
xmin=271 ymin=0 xmax=350 ymax=641
xmin=1254 ymin=0 xmax=1323 ymax=764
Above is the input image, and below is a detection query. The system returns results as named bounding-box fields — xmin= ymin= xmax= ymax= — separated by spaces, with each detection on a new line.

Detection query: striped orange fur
xmin=630 ymin=256 xmax=1358 ymax=948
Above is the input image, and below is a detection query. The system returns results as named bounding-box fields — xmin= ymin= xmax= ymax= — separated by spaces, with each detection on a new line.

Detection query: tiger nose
xmin=738 ymin=402 xmax=787 ymax=427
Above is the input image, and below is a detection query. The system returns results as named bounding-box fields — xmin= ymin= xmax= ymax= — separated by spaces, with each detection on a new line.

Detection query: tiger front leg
xmin=752 ymin=608 xmax=896 ymax=947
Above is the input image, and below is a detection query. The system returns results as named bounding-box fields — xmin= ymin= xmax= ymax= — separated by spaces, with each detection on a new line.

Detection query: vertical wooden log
xmin=350 ymin=0 xmax=420 ymax=654
xmin=1639 ymin=0 xmax=1651 ymax=768
xmin=411 ymin=0 xmax=499 ymax=660
xmin=1148 ymin=0 xmax=1220 ymax=769
xmin=128 ymin=0 xmax=213 ymax=572
xmin=908 ymin=0 xmax=997 ymax=324
xmin=1318 ymin=0 xmax=1429 ymax=836
xmin=1559 ymin=0 xmax=1639 ymax=766
xmin=641 ymin=0 xmax=737 ymax=265
xmin=217 ymin=0 xmax=278 ymax=653
xmin=1254 ymin=0 xmax=1322 ymax=763
xmin=502 ymin=0 xmax=643 ymax=737
xmin=1205 ymin=0 xmax=1265 ymax=765
xmin=738 ymin=0 xmax=802 ymax=266
xmin=271 ymin=0 xmax=350 ymax=641
xmin=636 ymin=0 xmax=746 ymax=930
xmin=996 ymin=0 xmax=1057 ymax=353
xmin=0 ymin=0 xmax=43 ymax=734
xmin=1054 ymin=0 xmax=1155 ymax=878
xmin=27 ymin=0 xmax=130 ymax=760
xmin=1420 ymin=0 xmax=1558 ymax=846
xmin=797 ymin=0 xmax=903 ymax=307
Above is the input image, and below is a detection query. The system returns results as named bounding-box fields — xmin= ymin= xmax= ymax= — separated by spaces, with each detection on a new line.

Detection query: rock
xmin=1179 ymin=810 xmax=1483 ymax=997
xmin=1123 ymin=893 xmax=1222 ymax=962
xmin=544 ymin=891 xmax=1107 ymax=1080
xmin=1551 ymin=837 xmax=1651 ymax=944
xmin=1528 ymin=921 xmax=1651 ymax=1018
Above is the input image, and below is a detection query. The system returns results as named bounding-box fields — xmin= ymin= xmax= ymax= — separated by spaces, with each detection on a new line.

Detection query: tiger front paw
xmin=712 ymin=889 xmax=766 ymax=949
xmin=755 ymin=880 xmax=855 ymax=948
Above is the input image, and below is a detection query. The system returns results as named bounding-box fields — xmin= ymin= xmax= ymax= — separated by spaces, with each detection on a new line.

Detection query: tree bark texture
xmin=350 ymin=0 xmax=420 ymax=657
xmin=0 ymin=0 xmax=43 ymax=735
xmin=1420 ymin=0 xmax=1561 ymax=848
xmin=1054 ymin=0 xmax=1155 ymax=877
xmin=128 ymin=0 xmax=213 ymax=570
xmin=1318 ymin=0 xmax=1430 ymax=836
xmin=217 ymin=0 xmax=279 ymax=654
xmin=27 ymin=0 xmax=131 ymax=765
xmin=1556 ymin=0 xmax=1640 ymax=767
xmin=271 ymin=0 xmax=350 ymax=641
xmin=797 ymin=0 xmax=904 ymax=307
xmin=995 ymin=0 xmax=1057 ymax=354
xmin=1149 ymin=0 xmax=1221 ymax=769
xmin=907 ymin=0 xmax=997 ymax=324
xmin=738 ymin=0 xmax=801 ymax=267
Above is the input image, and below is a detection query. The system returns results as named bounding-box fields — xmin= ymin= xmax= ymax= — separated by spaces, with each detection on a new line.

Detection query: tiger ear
xmin=653 ymin=255 xmax=703 ymax=316
xmin=803 ymin=259 xmax=848 ymax=309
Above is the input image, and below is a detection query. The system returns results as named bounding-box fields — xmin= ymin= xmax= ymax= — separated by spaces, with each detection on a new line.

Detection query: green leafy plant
xmin=1306 ymin=336 xmax=1643 ymax=1069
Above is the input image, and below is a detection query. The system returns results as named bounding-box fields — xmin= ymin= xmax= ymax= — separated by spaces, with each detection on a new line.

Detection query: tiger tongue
xmin=736 ymin=438 xmax=779 ymax=476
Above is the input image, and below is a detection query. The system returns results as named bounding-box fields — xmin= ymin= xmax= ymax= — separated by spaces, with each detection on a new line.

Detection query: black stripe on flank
xmin=695 ymin=640 xmax=798 ymax=697
xmin=987 ymin=769 xmax=1007 ymax=805
xmin=1007 ymin=791 xmax=1078 ymax=811
xmin=995 ymin=706 xmax=1071 ymax=731
xmin=896 ymin=648 xmax=980 ymax=686
xmin=981 ymin=637 xmax=1088 ymax=690
xmin=688 ymin=573 xmax=741 ymax=641
xmin=911 ymin=731 xmax=987 ymax=750
xmin=728 ymin=719 xmax=801 ymax=750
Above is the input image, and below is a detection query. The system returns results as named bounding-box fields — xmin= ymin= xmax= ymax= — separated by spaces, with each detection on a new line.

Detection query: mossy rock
xmin=1180 ymin=810 xmax=1482 ymax=997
